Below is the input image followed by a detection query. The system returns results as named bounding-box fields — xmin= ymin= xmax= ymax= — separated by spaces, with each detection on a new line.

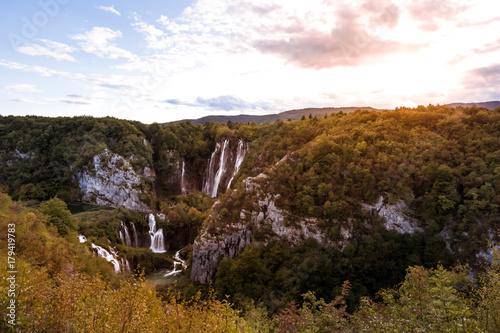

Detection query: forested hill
xmin=174 ymin=106 xmax=376 ymax=125
xmin=445 ymin=100 xmax=500 ymax=109
xmin=175 ymin=101 xmax=500 ymax=125
xmin=1 ymin=105 xmax=500 ymax=331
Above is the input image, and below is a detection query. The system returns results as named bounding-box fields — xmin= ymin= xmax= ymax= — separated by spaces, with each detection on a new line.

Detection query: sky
xmin=0 ymin=0 xmax=499 ymax=124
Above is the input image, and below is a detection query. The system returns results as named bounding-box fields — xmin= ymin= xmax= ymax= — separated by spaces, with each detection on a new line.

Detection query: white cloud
xmin=72 ymin=27 xmax=136 ymax=60
xmin=5 ymin=84 xmax=42 ymax=93
xmin=96 ymin=5 xmax=121 ymax=16
xmin=2 ymin=0 xmax=500 ymax=123
xmin=132 ymin=14 xmax=171 ymax=50
xmin=17 ymin=39 xmax=76 ymax=62
xmin=11 ymin=98 xmax=46 ymax=105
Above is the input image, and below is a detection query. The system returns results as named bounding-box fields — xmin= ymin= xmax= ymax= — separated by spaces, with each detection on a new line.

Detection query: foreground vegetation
xmin=1 ymin=192 xmax=499 ymax=332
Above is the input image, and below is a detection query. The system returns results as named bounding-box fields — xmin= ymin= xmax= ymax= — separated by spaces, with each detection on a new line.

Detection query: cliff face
xmin=191 ymin=172 xmax=330 ymax=284
xmin=362 ymin=196 xmax=422 ymax=234
xmin=77 ymin=149 xmax=151 ymax=211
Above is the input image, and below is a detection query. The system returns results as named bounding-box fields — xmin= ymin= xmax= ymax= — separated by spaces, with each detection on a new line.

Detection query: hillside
xmin=1 ymin=104 xmax=500 ymax=329
xmin=175 ymin=106 xmax=376 ymax=125
xmin=445 ymin=101 xmax=500 ymax=109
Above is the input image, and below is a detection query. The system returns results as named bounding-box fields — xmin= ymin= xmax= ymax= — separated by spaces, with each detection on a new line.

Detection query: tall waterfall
xmin=203 ymin=139 xmax=230 ymax=197
xmin=227 ymin=140 xmax=248 ymax=190
xmin=119 ymin=221 xmax=132 ymax=247
xmin=180 ymin=161 xmax=187 ymax=194
xmin=92 ymin=243 xmax=121 ymax=273
xmin=130 ymin=222 xmax=139 ymax=248
xmin=148 ymin=214 xmax=166 ymax=253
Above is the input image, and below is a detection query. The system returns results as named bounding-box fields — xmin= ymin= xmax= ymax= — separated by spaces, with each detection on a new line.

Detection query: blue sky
xmin=1 ymin=0 xmax=500 ymax=123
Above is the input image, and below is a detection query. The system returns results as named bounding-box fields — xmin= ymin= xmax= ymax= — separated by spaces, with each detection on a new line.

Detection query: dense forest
xmin=1 ymin=104 xmax=500 ymax=331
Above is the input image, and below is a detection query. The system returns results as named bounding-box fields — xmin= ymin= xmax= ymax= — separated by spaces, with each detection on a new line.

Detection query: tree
xmin=39 ymin=197 xmax=78 ymax=236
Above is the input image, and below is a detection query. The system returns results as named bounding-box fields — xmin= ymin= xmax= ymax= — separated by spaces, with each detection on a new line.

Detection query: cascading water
xmin=119 ymin=221 xmax=132 ymax=247
xmin=130 ymin=222 xmax=139 ymax=248
xmin=78 ymin=235 xmax=87 ymax=243
xmin=121 ymin=258 xmax=132 ymax=272
xmin=227 ymin=140 xmax=248 ymax=190
xmin=181 ymin=161 xmax=187 ymax=194
xmin=203 ymin=139 xmax=230 ymax=197
xmin=164 ymin=250 xmax=187 ymax=277
xmin=148 ymin=213 xmax=166 ymax=253
xmin=203 ymin=142 xmax=220 ymax=195
xmin=92 ymin=243 xmax=121 ymax=273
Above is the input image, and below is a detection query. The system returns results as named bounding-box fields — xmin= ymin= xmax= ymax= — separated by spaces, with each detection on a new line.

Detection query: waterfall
xmin=92 ymin=243 xmax=121 ymax=273
xmin=203 ymin=142 xmax=220 ymax=195
xmin=164 ymin=249 xmax=187 ymax=277
xmin=121 ymin=258 xmax=132 ymax=273
xmin=203 ymin=139 xmax=230 ymax=198
xmin=181 ymin=161 xmax=187 ymax=194
xmin=148 ymin=214 xmax=166 ymax=253
xmin=78 ymin=235 xmax=87 ymax=243
xmin=119 ymin=221 xmax=132 ymax=247
xmin=212 ymin=139 xmax=229 ymax=197
xmin=227 ymin=140 xmax=248 ymax=189
xmin=131 ymin=222 xmax=139 ymax=248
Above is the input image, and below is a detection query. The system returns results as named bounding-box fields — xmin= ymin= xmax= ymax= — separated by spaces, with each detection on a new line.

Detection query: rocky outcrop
xmin=362 ymin=196 xmax=421 ymax=234
xmin=191 ymin=222 xmax=251 ymax=284
xmin=4 ymin=149 xmax=34 ymax=166
xmin=191 ymin=172 xmax=329 ymax=284
xmin=77 ymin=149 xmax=151 ymax=211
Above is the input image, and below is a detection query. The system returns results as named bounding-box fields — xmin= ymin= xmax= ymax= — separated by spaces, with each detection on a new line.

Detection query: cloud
xmin=5 ymin=84 xmax=42 ymax=93
xmin=60 ymin=99 xmax=90 ymax=105
xmin=467 ymin=63 xmax=500 ymax=82
xmin=72 ymin=27 xmax=136 ymax=60
xmin=164 ymin=99 xmax=182 ymax=105
xmin=17 ymin=39 xmax=76 ymax=62
xmin=11 ymin=98 xmax=45 ymax=105
xmin=132 ymin=14 xmax=171 ymax=50
xmin=195 ymin=95 xmax=271 ymax=111
xmin=473 ymin=38 xmax=500 ymax=54
xmin=0 ymin=60 xmax=143 ymax=96
xmin=460 ymin=63 xmax=500 ymax=101
xmin=252 ymin=1 xmax=410 ymax=69
xmin=96 ymin=5 xmax=121 ymax=16
xmin=408 ymin=0 xmax=470 ymax=31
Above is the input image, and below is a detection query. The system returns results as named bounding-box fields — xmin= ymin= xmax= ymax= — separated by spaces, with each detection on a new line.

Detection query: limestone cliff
xmin=362 ymin=196 xmax=422 ymax=234
xmin=191 ymin=172 xmax=330 ymax=284
xmin=77 ymin=149 xmax=151 ymax=211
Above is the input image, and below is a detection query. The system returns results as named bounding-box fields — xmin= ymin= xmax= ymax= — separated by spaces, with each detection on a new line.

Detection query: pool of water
xmin=67 ymin=202 xmax=114 ymax=215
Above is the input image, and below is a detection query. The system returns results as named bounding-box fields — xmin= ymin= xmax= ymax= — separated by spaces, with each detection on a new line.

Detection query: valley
xmin=1 ymin=104 xmax=499 ymax=331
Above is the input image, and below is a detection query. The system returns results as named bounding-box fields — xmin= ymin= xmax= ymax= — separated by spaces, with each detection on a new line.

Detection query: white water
xmin=78 ymin=235 xmax=87 ymax=243
xmin=181 ymin=161 xmax=187 ymax=194
xmin=227 ymin=140 xmax=248 ymax=189
xmin=164 ymin=250 xmax=187 ymax=277
xmin=131 ymin=222 xmax=139 ymax=248
xmin=203 ymin=142 xmax=220 ymax=195
xmin=148 ymin=214 xmax=166 ymax=253
xmin=121 ymin=258 xmax=132 ymax=273
xmin=119 ymin=221 xmax=132 ymax=247
xmin=204 ymin=139 xmax=230 ymax=197
xmin=92 ymin=243 xmax=121 ymax=273
xmin=212 ymin=139 xmax=229 ymax=197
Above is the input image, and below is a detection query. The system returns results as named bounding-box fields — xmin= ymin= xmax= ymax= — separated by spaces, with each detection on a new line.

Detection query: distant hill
xmin=445 ymin=101 xmax=500 ymax=109
xmin=174 ymin=101 xmax=500 ymax=125
xmin=175 ymin=106 xmax=377 ymax=125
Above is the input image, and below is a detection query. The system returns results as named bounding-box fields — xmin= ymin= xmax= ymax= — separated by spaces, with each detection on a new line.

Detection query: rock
xmin=77 ymin=149 xmax=151 ymax=211
xmin=191 ymin=222 xmax=251 ymax=284
xmin=191 ymin=173 xmax=329 ymax=284
xmin=362 ymin=196 xmax=421 ymax=234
